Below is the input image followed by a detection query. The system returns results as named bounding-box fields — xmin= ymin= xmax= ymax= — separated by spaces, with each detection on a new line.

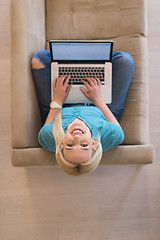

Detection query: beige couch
xmin=10 ymin=0 xmax=154 ymax=167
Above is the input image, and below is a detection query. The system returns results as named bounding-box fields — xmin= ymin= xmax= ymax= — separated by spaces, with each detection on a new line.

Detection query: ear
xmin=92 ymin=138 xmax=96 ymax=151
xmin=60 ymin=142 xmax=64 ymax=151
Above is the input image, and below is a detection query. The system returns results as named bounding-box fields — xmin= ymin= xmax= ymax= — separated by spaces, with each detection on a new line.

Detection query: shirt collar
xmin=62 ymin=116 xmax=94 ymax=136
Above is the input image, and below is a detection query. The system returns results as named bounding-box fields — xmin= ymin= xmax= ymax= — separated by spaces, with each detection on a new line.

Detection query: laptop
xmin=49 ymin=40 xmax=113 ymax=104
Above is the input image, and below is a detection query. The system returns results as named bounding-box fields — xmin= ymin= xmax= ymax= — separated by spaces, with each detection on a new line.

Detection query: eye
xmin=67 ymin=144 xmax=74 ymax=147
xmin=81 ymin=144 xmax=88 ymax=147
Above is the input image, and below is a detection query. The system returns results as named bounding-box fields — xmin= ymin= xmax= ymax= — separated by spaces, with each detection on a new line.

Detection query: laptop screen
xmin=49 ymin=41 xmax=113 ymax=62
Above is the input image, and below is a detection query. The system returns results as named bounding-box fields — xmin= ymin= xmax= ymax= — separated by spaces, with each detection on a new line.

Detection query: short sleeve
xmin=38 ymin=122 xmax=56 ymax=152
xmin=101 ymin=122 xmax=124 ymax=152
xmin=111 ymin=123 xmax=124 ymax=147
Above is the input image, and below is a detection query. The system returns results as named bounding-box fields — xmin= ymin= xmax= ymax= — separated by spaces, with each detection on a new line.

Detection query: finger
xmin=90 ymin=77 xmax=97 ymax=85
xmin=55 ymin=76 xmax=62 ymax=86
xmin=85 ymin=77 xmax=95 ymax=87
xmin=57 ymin=75 xmax=66 ymax=86
xmin=64 ymin=75 xmax=70 ymax=88
xmin=81 ymin=79 xmax=91 ymax=89
xmin=95 ymin=76 xmax=101 ymax=86
xmin=53 ymin=77 xmax=58 ymax=88
xmin=60 ymin=75 xmax=67 ymax=85
xmin=66 ymin=84 xmax=72 ymax=94
xmin=80 ymin=87 xmax=88 ymax=97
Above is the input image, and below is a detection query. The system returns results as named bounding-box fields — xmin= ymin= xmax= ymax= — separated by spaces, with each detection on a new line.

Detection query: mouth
xmin=71 ymin=128 xmax=84 ymax=134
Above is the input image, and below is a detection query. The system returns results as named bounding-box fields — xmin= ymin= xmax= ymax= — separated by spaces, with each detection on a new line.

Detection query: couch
xmin=10 ymin=0 xmax=154 ymax=166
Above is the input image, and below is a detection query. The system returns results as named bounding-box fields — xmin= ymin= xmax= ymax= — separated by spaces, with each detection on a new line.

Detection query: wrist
xmin=50 ymin=101 xmax=62 ymax=109
xmin=93 ymin=97 xmax=106 ymax=108
xmin=52 ymin=99 xmax=63 ymax=106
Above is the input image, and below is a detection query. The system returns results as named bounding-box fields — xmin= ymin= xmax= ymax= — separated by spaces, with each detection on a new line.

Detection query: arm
xmin=94 ymin=98 xmax=120 ymax=126
xmin=44 ymin=108 xmax=59 ymax=125
xmin=44 ymin=75 xmax=72 ymax=125
xmin=80 ymin=77 xmax=120 ymax=126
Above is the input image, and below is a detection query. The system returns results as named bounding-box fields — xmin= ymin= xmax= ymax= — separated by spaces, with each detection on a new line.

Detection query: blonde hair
xmin=52 ymin=110 xmax=103 ymax=176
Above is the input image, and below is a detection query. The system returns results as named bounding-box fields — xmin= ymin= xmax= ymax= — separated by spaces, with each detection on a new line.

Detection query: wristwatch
xmin=50 ymin=101 xmax=62 ymax=109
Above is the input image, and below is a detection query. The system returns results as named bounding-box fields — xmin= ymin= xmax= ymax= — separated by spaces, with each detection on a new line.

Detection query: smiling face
xmin=60 ymin=118 xmax=96 ymax=164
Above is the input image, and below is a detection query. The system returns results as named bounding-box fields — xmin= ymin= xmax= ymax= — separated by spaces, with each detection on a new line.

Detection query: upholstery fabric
xmin=10 ymin=0 xmax=46 ymax=148
xmin=46 ymin=0 xmax=147 ymax=40
xmin=113 ymin=34 xmax=149 ymax=144
xmin=12 ymin=145 xmax=154 ymax=167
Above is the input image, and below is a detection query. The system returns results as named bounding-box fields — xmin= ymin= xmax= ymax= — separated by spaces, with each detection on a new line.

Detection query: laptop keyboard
xmin=58 ymin=66 xmax=105 ymax=85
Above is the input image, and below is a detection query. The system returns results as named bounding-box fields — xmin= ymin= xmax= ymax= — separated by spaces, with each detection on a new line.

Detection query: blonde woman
xmin=31 ymin=50 xmax=134 ymax=176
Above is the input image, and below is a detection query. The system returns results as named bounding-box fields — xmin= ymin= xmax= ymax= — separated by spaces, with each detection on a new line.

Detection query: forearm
xmin=44 ymin=108 xmax=59 ymax=125
xmin=94 ymin=98 xmax=120 ymax=126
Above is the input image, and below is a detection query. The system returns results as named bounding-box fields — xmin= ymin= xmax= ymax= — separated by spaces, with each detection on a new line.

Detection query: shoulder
xmin=101 ymin=122 xmax=124 ymax=152
xmin=38 ymin=122 xmax=56 ymax=152
xmin=110 ymin=123 xmax=124 ymax=145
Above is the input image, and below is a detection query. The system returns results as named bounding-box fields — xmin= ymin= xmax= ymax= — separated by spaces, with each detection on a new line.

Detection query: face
xmin=60 ymin=119 xmax=96 ymax=164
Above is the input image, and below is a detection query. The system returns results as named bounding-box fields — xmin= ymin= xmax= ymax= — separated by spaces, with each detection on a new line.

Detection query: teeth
xmin=72 ymin=129 xmax=83 ymax=134
xmin=73 ymin=130 xmax=82 ymax=133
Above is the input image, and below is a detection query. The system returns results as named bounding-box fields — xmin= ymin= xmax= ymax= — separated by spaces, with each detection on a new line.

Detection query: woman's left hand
xmin=80 ymin=77 xmax=104 ymax=104
xmin=52 ymin=75 xmax=72 ymax=106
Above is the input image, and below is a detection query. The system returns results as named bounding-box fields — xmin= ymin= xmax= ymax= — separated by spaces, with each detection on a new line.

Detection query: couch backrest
xmin=46 ymin=0 xmax=147 ymax=41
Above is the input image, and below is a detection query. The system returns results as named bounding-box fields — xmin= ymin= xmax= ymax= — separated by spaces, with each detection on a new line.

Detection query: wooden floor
xmin=0 ymin=1 xmax=160 ymax=239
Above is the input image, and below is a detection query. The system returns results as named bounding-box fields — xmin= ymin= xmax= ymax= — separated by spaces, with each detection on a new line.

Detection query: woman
xmin=31 ymin=50 xmax=134 ymax=176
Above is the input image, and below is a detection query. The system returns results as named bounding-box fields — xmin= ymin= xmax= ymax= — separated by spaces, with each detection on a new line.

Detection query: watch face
xmin=50 ymin=102 xmax=62 ymax=109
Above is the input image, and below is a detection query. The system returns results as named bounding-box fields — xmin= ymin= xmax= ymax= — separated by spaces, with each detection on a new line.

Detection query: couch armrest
xmin=10 ymin=0 xmax=46 ymax=148
xmin=12 ymin=145 xmax=155 ymax=167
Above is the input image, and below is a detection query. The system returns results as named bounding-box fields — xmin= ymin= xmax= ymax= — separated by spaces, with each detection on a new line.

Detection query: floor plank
xmin=1 ymin=163 xmax=160 ymax=197
xmin=0 ymin=223 xmax=58 ymax=240
xmin=59 ymin=218 xmax=160 ymax=240
xmin=0 ymin=188 xmax=160 ymax=225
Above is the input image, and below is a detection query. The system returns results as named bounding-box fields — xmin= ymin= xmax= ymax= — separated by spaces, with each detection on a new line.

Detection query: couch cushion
xmin=46 ymin=0 xmax=147 ymax=40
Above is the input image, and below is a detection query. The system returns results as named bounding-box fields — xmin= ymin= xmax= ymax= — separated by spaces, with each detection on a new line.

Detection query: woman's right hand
xmin=80 ymin=77 xmax=105 ymax=105
xmin=52 ymin=75 xmax=72 ymax=106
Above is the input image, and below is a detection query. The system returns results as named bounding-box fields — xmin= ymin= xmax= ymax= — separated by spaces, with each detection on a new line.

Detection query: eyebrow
xmin=65 ymin=148 xmax=89 ymax=151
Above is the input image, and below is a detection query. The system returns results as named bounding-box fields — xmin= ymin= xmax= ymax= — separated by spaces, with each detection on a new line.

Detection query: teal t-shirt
xmin=38 ymin=106 xmax=124 ymax=152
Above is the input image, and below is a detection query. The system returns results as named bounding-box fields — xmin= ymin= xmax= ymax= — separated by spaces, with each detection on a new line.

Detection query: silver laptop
xmin=49 ymin=40 xmax=113 ymax=104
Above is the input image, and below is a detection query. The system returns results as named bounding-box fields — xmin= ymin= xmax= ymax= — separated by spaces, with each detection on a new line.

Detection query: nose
xmin=73 ymin=134 xmax=81 ymax=138
xmin=73 ymin=134 xmax=82 ymax=142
